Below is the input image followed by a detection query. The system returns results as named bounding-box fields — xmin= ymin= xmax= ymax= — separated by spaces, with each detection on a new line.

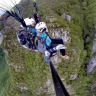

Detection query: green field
xmin=0 ymin=46 xmax=10 ymax=96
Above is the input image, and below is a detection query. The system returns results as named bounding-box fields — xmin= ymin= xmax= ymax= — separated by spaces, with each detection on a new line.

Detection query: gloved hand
xmin=45 ymin=50 xmax=50 ymax=56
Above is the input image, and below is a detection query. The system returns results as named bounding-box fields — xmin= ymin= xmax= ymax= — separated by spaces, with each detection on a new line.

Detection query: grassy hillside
xmin=0 ymin=46 xmax=10 ymax=96
xmin=0 ymin=0 xmax=96 ymax=96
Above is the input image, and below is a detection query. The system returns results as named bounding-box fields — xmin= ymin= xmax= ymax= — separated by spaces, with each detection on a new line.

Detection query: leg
xmin=47 ymin=38 xmax=64 ymax=51
xmin=51 ymin=39 xmax=64 ymax=44
xmin=60 ymin=49 xmax=65 ymax=56
xmin=60 ymin=49 xmax=69 ymax=59
xmin=51 ymin=39 xmax=69 ymax=59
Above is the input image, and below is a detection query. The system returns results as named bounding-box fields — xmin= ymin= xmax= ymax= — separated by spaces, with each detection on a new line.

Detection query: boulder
xmin=0 ymin=32 xmax=3 ymax=44
xmin=61 ymin=13 xmax=71 ymax=22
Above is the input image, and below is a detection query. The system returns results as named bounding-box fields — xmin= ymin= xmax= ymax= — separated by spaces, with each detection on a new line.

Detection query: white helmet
xmin=24 ymin=18 xmax=35 ymax=26
xmin=35 ymin=22 xmax=48 ymax=32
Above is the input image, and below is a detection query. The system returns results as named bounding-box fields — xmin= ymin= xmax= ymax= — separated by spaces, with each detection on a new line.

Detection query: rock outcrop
xmin=0 ymin=32 xmax=3 ymax=44
xmin=61 ymin=13 xmax=71 ymax=22
xmin=87 ymin=34 xmax=96 ymax=74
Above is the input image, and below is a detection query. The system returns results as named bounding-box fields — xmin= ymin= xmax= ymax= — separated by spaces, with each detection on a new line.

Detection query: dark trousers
xmin=49 ymin=39 xmax=65 ymax=56
xmin=44 ymin=38 xmax=66 ymax=63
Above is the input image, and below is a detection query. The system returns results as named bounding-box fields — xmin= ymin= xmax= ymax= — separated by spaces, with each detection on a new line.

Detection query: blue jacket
xmin=39 ymin=32 xmax=51 ymax=49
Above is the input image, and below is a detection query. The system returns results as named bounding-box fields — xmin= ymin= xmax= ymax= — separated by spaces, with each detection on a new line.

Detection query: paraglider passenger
xmin=17 ymin=18 xmax=38 ymax=52
xmin=35 ymin=22 xmax=69 ymax=63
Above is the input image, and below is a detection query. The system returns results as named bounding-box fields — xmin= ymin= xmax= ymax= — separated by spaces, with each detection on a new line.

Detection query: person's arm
xmin=37 ymin=39 xmax=50 ymax=63
xmin=37 ymin=39 xmax=50 ymax=54
xmin=33 ymin=1 xmax=39 ymax=24
xmin=37 ymin=39 xmax=46 ymax=54
xmin=33 ymin=13 xmax=39 ymax=24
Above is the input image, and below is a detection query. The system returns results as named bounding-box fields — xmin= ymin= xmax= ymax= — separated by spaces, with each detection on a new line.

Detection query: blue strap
xmin=29 ymin=27 xmax=37 ymax=36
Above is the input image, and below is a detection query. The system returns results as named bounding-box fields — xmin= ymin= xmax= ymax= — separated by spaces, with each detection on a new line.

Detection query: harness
xmin=17 ymin=28 xmax=36 ymax=50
